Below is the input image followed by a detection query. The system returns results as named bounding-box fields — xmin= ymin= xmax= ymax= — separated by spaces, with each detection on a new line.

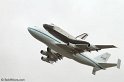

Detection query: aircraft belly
xmin=72 ymin=53 xmax=95 ymax=67
xmin=47 ymin=43 xmax=73 ymax=59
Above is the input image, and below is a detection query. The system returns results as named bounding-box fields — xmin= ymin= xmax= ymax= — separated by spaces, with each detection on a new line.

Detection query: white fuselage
xmin=28 ymin=26 xmax=103 ymax=69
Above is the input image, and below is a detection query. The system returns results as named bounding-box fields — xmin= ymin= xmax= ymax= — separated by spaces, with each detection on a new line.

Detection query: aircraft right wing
xmin=95 ymin=45 xmax=117 ymax=49
xmin=56 ymin=43 xmax=77 ymax=53
xmin=56 ymin=43 xmax=117 ymax=54
xmin=75 ymin=44 xmax=117 ymax=52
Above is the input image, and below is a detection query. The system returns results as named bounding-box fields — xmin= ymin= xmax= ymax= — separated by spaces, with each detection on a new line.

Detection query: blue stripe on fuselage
xmin=30 ymin=28 xmax=63 ymax=43
xmin=80 ymin=54 xmax=103 ymax=69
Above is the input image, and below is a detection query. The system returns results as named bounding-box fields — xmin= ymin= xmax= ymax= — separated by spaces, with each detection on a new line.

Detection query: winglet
xmin=117 ymin=59 xmax=121 ymax=69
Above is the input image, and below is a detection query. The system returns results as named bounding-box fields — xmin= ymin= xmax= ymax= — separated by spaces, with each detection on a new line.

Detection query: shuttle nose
xmin=43 ymin=24 xmax=54 ymax=31
xmin=43 ymin=24 xmax=47 ymax=27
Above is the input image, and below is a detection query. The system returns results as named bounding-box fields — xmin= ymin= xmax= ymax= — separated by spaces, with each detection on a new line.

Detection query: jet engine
xmin=87 ymin=44 xmax=100 ymax=52
xmin=40 ymin=49 xmax=63 ymax=63
xmin=41 ymin=56 xmax=49 ymax=63
xmin=40 ymin=50 xmax=48 ymax=56
xmin=67 ymin=42 xmax=76 ymax=48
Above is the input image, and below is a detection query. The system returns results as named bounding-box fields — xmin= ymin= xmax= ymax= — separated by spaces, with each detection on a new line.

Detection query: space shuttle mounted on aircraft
xmin=28 ymin=24 xmax=121 ymax=75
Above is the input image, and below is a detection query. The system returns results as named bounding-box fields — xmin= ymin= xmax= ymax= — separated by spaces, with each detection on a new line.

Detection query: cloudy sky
xmin=0 ymin=0 xmax=124 ymax=82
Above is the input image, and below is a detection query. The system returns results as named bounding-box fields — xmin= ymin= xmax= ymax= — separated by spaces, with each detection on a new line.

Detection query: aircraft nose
xmin=28 ymin=27 xmax=33 ymax=36
xmin=28 ymin=27 xmax=31 ymax=32
xmin=27 ymin=26 xmax=37 ymax=34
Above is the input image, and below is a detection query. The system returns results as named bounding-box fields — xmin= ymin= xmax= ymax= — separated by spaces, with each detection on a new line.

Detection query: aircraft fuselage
xmin=28 ymin=26 xmax=104 ymax=69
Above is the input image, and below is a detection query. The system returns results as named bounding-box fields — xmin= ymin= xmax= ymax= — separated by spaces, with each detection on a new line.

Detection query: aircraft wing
xmin=75 ymin=44 xmax=117 ymax=52
xmin=56 ymin=44 xmax=77 ymax=53
xmin=56 ymin=43 xmax=88 ymax=53
xmin=95 ymin=45 xmax=117 ymax=49
xmin=56 ymin=43 xmax=117 ymax=54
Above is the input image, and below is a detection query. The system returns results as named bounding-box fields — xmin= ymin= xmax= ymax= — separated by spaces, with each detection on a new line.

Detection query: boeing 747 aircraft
xmin=28 ymin=24 xmax=121 ymax=75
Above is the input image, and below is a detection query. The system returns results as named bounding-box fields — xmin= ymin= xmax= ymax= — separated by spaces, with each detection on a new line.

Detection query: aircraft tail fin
xmin=94 ymin=52 xmax=111 ymax=63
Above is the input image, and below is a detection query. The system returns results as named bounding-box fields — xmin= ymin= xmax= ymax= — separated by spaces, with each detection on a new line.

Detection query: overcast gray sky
xmin=0 ymin=0 xmax=124 ymax=82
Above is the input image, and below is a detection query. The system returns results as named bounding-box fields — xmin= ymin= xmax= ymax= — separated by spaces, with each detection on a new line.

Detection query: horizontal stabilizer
xmin=98 ymin=63 xmax=117 ymax=68
xmin=92 ymin=67 xmax=101 ymax=75
xmin=92 ymin=63 xmax=116 ymax=75
xmin=98 ymin=59 xmax=121 ymax=69
xmin=92 ymin=59 xmax=121 ymax=75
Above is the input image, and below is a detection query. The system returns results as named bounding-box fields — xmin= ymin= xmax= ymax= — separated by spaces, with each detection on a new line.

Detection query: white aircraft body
xmin=28 ymin=24 xmax=121 ymax=75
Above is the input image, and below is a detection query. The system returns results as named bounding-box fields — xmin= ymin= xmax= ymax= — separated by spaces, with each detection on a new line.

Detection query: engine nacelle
xmin=41 ymin=56 xmax=54 ymax=64
xmin=40 ymin=50 xmax=48 ymax=56
xmin=40 ymin=49 xmax=63 ymax=63
xmin=41 ymin=56 xmax=47 ymax=61
xmin=67 ymin=42 xmax=76 ymax=48
xmin=87 ymin=44 xmax=99 ymax=51
xmin=87 ymin=43 xmax=90 ymax=47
